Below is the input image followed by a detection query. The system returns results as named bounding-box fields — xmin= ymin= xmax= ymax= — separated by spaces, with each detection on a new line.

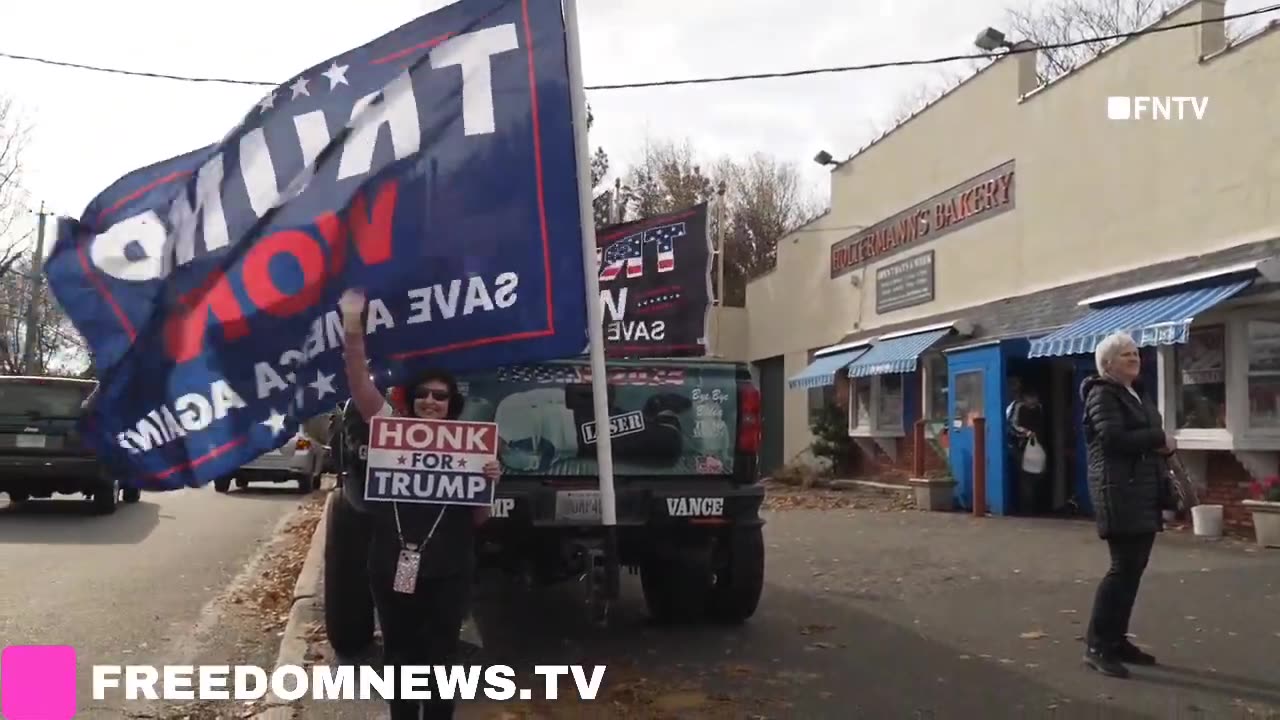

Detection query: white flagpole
xmin=562 ymin=0 xmax=617 ymax=532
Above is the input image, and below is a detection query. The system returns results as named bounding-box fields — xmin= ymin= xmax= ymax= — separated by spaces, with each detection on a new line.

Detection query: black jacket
xmin=1080 ymin=375 xmax=1172 ymax=539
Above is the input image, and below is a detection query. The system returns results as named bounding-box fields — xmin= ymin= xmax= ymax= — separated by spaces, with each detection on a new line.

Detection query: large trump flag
xmin=44 ymin=0 xmax=593 ymax=489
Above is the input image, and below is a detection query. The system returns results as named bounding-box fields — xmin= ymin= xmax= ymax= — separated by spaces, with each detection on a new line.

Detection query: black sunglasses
xmin=414 ymin=389 xmax=451 ymax=402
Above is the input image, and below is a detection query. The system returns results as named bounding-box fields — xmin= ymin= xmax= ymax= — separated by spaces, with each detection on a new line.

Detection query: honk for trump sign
xmin=364 ymin=416 xmax=499 ymax=506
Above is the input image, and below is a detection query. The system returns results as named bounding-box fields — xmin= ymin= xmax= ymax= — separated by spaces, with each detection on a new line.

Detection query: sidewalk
xmin=280 ymin=489 xmax=1280 ymax=719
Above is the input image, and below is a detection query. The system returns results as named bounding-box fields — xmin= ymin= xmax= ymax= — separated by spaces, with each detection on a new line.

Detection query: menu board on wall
xmin=875 ymin=251 xmax=935 ymax=314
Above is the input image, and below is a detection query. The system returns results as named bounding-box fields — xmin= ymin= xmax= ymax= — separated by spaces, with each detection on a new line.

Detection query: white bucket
xmin=1191 ymin=504 xmax=1224 ymax=537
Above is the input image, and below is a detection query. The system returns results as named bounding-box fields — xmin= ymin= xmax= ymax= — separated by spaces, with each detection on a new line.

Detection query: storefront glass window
xmin=925 ymin=355 xmax=948 ymax=420
xmin=852 ymin=381 xmax=872 ymax=429
xmin=953 ymin=370 xmax=983 ymax=427
xmin=877 ymin=374 xmax=904 ymax=431
xmin=1173 ymin=324 xmax=1226 ymax=430
xmin=1246 ymin=319 xmax=1280 ymax=429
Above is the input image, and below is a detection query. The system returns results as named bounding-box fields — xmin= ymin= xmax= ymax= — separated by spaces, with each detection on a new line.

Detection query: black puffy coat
xmin=1081 ymin=375 xmax=1173 ymax=539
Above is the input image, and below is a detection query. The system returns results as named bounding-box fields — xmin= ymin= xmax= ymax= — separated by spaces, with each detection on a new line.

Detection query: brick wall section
xmin=848 ymin=435 xmax=947 ymax=482
xmin=1199 ymin=451 xmax=1260 ymax=538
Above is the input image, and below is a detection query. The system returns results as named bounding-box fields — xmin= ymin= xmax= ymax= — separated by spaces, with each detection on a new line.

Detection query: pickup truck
xmin=322 ymin=357 xmax=766 ymax=656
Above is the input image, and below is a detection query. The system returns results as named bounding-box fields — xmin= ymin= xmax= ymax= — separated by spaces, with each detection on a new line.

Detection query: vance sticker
xmin=666 ymin=496 xmax=725 ymax=517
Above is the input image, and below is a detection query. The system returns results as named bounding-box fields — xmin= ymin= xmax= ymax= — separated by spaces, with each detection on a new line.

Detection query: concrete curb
xmin=252 ymin=489 xmax=332 ymax=718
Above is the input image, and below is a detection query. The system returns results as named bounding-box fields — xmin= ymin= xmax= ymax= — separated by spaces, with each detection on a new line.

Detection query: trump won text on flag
xmin=43 ymin=0 xmax=592 ymax=489
xmin=364 ymin=417 xmax=499 ymax=506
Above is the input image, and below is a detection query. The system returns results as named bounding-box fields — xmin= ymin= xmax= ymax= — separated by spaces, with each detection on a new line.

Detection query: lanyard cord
xmin=393 ymin=501 xmax=446 ymax=551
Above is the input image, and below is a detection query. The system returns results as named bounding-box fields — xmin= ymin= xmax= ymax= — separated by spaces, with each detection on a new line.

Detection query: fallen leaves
xmin=762 ymin=481 xmax=915 ymax=512
xmin=226 ymin=491 xmax=327 ymax=635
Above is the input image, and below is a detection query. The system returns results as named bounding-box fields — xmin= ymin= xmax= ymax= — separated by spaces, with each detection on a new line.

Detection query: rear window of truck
xmin=0 ymin=381 xmax=92 ymax=419
xmin=455 ymin=364 xmax=737 ymax=476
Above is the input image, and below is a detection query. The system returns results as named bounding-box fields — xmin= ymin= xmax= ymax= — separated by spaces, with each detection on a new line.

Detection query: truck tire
xmin=122 ymin=486 xmax=142 ymax=504
xmin=640 ymin=544 xmax=714 ymax=624
xmin=92 ymin=478 xmax=119 ymax=515
xmin=214 ymin=476 xmax=232 ymax=493
xmin=324 ymin=494 xmax=375 ymax=657
xmin=708 ymin=526 xmax=765 ymax=624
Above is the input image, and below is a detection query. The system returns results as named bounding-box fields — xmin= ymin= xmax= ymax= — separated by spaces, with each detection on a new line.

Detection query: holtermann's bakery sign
xmin=830 ymin=161 xmax=1016 ymax=278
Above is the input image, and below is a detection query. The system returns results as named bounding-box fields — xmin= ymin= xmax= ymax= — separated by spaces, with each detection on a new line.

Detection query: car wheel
xmin=235 ymin=477 xmax=250 ymax=489
xmin=121 ymin=486 xmax=142 ymax=504
xmin=214 ymin=476 xmax=232 ymax=493
xmin=92 ymin=478 xmax=119 ymax=515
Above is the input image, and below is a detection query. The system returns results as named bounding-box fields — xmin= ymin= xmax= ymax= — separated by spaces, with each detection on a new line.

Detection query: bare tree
xmin=617 ymin=139 xmax=818 ymax=307
xmin=713 ymin=153 xmax=821 ymax=306
xmin=1004 ymin=0 xmax=1252 ymax=85
xmin=620 ymin=138 xmax=717 ymax=219
xmin=586 ymin=104 xmax=615 ymax=228
xmin=0 ymin=253 xmax=89 ymax=376
xmin=0 ymin=95 xmax=31 ymax=283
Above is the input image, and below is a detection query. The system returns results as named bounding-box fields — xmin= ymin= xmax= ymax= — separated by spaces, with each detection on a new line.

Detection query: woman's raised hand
xmin=338 ymin=289 xmax=366 ymax=333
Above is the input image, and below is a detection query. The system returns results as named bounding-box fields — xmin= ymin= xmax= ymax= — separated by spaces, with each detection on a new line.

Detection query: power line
xmin=1 ymin=3 xmax=1275 ymax=91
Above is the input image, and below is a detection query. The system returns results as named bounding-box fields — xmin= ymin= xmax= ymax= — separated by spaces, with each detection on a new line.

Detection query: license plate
xmin=15 ymin=434 xmax=45 ymax=448
xmin=554 ymin=490 xmax=602 ymax=523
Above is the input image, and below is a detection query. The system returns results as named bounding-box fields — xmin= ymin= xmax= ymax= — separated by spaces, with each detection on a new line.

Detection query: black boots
xmin=1117 ymin=639 xmax=1157 ymax=666
xmin=1084 ymin=641 xmax=1157 ymax=678
xmin=1084 ymin=646 xmax=1130 ymax=678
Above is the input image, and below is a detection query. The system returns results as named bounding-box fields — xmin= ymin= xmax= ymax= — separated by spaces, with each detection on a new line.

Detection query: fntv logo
xmin=1107 ymin=96 xmax=1209 ymax=121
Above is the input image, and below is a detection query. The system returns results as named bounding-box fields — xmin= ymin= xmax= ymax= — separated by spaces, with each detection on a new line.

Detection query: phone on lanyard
xmin=393 ymin=548 xmax=421 ymax=594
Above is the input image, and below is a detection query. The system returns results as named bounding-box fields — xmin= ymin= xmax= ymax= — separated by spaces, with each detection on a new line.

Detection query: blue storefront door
xmin=947 ymin=344 xmax=1007 ymax=513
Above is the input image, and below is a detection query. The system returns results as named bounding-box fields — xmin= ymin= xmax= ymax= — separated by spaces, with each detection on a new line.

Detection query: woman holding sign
xmin=339 ymin=289 xmax=500 ymax=720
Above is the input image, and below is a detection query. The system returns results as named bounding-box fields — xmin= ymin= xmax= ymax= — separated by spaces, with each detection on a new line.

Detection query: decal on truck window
xmin=580 ymin=410 xmax=646 ymax=444
xmin=455 ymin=363 xmax=736 ymax=477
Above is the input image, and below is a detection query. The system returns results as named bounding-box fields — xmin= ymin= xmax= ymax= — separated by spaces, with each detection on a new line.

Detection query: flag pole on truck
xmin=563 ymin=0 xmax=621 ymax=604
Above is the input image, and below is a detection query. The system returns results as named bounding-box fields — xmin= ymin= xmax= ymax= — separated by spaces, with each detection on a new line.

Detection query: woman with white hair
xmin=1079 ymin=331 xmax=1177 ymax=678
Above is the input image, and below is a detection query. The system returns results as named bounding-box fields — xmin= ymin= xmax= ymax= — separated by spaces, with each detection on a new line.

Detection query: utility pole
xmin=22 ymin=202 xmax=51 ymax=375
xmin=713 ymin=181 xmax=727 ymax=357
xmin=715 ymin=181 xmax=727 ymax=307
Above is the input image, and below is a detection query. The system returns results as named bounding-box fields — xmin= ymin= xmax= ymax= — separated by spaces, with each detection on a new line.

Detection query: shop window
xmin=1156 ymin=308 xmax=1280 ymax=450
xmin=1245 ymin=319 xmax=1280 ymax=430
xmin=953 ymin=370 xmax=984 ymax=427
xmin=1172 ymin=325 xmax=1227 ymax=430
xmin=877 ymin=374 xmax=904 ymax=431
xmin=922 ymin=354 xmax=948 ymax=421
xmin=846 ymin=376 xmax=905 ymax=437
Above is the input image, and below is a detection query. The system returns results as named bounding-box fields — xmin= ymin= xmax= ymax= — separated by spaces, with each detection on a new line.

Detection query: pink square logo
xmin=2 ymin=645 xmax=78 ymax=719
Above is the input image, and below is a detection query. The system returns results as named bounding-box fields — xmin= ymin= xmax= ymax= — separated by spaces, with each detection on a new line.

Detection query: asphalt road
xmin=298 ymin=488 xmax=1280 ymax=720
xmin=0 ymin=482 xmax=312 ymax=717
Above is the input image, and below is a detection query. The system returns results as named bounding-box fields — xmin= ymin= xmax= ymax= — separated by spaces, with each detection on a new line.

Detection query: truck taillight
xmin=296 ymin=438 xmax=311 ymax=450
xmin=737 ymin=381 xmax=761 ymax=455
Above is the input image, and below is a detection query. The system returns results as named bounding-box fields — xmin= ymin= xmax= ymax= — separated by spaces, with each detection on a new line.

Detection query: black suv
xmin=0 ymin=376 xmax=139 ymax=514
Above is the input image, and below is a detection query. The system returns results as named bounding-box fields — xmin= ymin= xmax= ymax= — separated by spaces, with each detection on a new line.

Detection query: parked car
xmin=213 ymin=431 xmax=325 ymax=493
xmin=0 ymin=375 xmax=138 ymax=513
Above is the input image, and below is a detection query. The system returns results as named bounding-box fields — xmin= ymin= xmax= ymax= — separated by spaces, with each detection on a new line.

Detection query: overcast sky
xmin=1 ymin=0 xmax=1273 ymax=247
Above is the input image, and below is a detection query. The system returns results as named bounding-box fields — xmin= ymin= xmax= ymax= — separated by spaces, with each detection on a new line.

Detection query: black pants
xmin=369 ymin=565 xmax=472 ymax=720
xmin=1086 ymin=533 xmax=1155 ymax=652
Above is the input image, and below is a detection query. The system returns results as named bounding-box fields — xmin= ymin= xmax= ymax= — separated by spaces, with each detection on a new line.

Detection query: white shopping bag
xmin=1021 ymin=436 xmax=1047 ymax=475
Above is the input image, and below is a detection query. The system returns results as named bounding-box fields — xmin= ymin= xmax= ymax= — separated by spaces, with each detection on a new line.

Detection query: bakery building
xmin=743 ymin=0 xmax=1280 ymax=534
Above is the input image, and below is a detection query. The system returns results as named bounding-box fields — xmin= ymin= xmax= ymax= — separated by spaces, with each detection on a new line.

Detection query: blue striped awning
xmin=846 ymin=328 xmax=951 ymax=378
xmin=787 ymin=348 xmax=868 ymax=390
xmin=1027 ymin=279 xmax=1252 ymax=358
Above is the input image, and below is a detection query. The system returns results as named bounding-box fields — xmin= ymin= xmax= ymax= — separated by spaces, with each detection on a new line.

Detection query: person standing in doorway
xmin=338 ymin=289 xmax=501 ymax=719
xmin=1010 ymin=388 xmax=1047 ymax=514
xmin=1080 ymin=331 xmax=1176 ymax=678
